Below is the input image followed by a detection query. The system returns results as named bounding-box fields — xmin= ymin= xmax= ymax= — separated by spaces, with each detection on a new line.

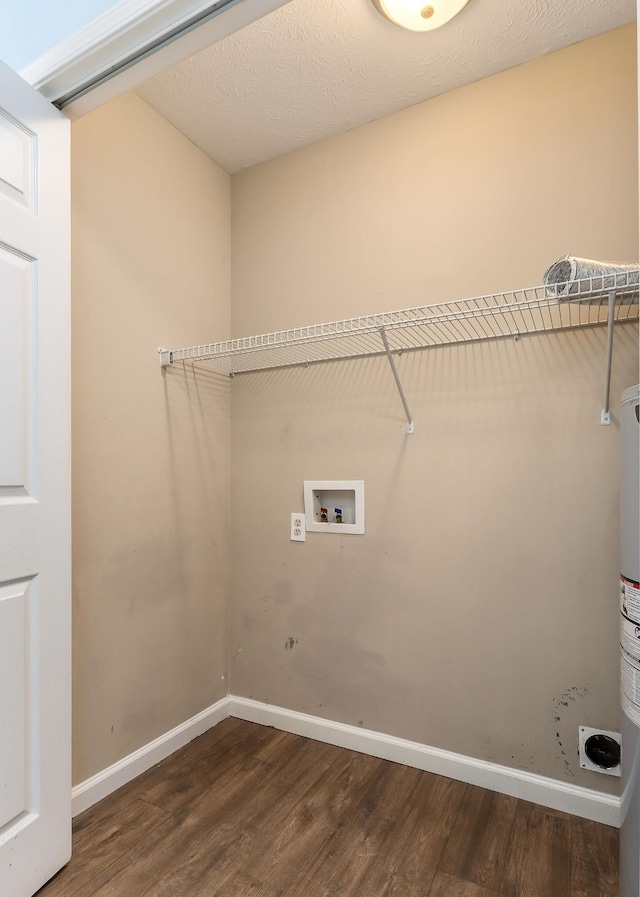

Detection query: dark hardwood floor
xmin=37 ymin=718 xmax=619 ymax=897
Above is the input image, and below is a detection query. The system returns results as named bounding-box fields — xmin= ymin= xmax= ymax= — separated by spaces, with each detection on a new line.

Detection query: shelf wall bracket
xmin=601 ymin=290 xmax=616 ymax=426
xmin=379 ymin=326 xmax=415 ymax=434
xmin=158 ymin=348 xmax=173 ymax=368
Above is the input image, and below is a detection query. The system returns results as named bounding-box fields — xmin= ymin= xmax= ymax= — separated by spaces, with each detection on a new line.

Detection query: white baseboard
xmin=229 ymin=696 xmax=621 ymax=827
xmin=71 ymin=696 xmax=231 ymax=816
xmin=71 ymin=693 xmax=621 ymax=826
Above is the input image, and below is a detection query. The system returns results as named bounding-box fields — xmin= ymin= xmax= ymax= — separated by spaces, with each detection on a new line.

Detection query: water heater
xmin=620 ymin=384 xmax=640 ymax=897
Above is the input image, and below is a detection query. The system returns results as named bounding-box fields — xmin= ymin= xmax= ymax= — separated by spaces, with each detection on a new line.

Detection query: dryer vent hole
xmin=584 ymin=734 xmax=620 ymax=769
xmin=578 ymin=726 xmax=621 ymax=776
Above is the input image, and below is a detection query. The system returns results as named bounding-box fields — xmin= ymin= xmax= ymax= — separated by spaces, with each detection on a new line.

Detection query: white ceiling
xmin=136 ymin=0 xmax=636 ymax=174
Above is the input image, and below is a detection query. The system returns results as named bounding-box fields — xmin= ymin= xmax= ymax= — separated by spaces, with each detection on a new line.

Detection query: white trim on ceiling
xmin=21 ymin=0 xmax=291 ymax=118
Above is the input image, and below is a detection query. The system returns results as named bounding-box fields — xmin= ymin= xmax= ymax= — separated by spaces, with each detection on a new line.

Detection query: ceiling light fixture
xmin=373 ymin=0 xmax=472 ymax=31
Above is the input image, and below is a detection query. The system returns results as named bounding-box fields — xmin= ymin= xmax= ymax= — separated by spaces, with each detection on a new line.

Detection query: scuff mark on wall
xmin=554 ymin=685 xmax=590 ymax=712
xmin=552 ymin=686 xmax=591 ymax=777
xmin=285 ymin=637 xmax=298 ymax=651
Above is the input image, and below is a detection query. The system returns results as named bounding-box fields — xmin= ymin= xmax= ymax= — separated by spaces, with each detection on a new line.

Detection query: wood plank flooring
xmin=37 ymin=719 xmax=619 ymax=897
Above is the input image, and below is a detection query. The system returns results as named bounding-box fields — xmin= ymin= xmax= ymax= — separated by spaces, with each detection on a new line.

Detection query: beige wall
xmin=229 ymin=26 xmax=639 ymax=791
xmin=71 ymin=92 xmax=231 ymax=784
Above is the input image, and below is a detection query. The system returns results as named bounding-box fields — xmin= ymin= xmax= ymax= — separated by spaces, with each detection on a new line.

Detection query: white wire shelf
xmin=159 ymin=272 xmax=639 ymax=433
xmin=159 ymin=274 xmax=639 ymax=376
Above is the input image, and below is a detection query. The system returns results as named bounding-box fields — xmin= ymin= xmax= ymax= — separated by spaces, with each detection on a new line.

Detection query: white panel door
xmin=0 ymin=59 xmax=71 ymax=896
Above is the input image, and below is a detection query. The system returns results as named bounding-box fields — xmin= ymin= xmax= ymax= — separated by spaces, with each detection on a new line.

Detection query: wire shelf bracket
xmin=158 ymin=273 xmax=639 ymax=431
xmin=379 ymin=326 xmax=414 ymax=434
xmin=601 ymin=291 xmax=616 ymax=426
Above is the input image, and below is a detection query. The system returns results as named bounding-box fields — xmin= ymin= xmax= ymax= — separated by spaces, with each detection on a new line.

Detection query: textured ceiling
xmin=137 ymin=0 xmax=635 ymax=174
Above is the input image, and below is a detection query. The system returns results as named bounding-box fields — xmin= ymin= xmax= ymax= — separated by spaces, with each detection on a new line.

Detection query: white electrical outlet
xmin=290 ymin=513 xmax=306 ymax=542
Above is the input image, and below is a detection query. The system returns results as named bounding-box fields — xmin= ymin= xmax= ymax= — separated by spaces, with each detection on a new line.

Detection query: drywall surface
xmin=229 ymin=26 xmax=638 ymax=792
xmin=138 ymin=0 xmax=635 ymax=174
xmin=71 ymin=92 xmax=231 ymax=784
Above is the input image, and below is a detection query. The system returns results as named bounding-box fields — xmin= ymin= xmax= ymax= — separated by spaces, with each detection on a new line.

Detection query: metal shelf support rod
xmin=379 ymin=326 xmax=415 ymax=435
xmin=601 ymin=290 xmax=616 ymax=426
